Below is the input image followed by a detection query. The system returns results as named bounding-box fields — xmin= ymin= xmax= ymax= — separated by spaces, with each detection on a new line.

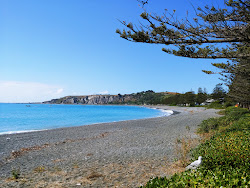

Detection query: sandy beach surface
xmin=0 ymin=106 xmax=221 ymax=187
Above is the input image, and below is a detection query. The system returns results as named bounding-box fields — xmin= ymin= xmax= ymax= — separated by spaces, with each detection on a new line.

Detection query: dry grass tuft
xmin=52 ymin=159 xmax=64 ymax=163
xmin=87 ymin=171 xmax=104 ymax=179
xmin=174 ymin=127 xmax=200 ymax=167
xmin=199 ymin=132 xmax=214 ymax=143
xmin=1 ymin=158 xmax=190 ymax=187
xmin=33 ymin=166 xmax=46 ymax=173
xmin=86 ymin=153 xmax=93 ymax=156
xmin=6 ymin=144 xmax=50 ymax=160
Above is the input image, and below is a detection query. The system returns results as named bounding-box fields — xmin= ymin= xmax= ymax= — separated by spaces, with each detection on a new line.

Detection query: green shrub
xmin=217 ymin=109 xmax=225 ymax=115
xmin=223 ymin=101 xmax=234 ymax=108
xmin=142 ymin=166 xmax=249 ymax=187
xmin=207 ymin=101 xmax=224 ymax=109
xmin=141 ymin=107 xmax=250 ymax=187
xmin=229 ymin=114 xmax=250 ymax=131
xmin=11 ymin=169 xmax=20 ymax=179
xmin=192 ymin=130 xmax=249 ymax=171
xmin=197 ymin=118 xmax=221 ymax=133
xmin=225 ymin=106 xmax=249 ymax=117
xmin=198 ymin=107 xmax=249 ymax=133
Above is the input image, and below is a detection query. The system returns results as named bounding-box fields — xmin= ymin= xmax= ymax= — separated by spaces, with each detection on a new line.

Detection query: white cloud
xmin=56 ymin=88 xmax=64 ymax=94
xmin=98 ymin=90 xmax=109 ymax=95
xmin=0 ymin=81 xmax=65 ymax=103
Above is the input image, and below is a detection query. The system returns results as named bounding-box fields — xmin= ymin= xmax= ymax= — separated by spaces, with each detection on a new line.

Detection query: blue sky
xmin=0 ymin=0 xmax=227 ymax=103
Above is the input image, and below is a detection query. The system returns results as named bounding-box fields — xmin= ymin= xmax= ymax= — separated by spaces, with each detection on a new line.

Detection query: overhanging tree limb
xmin=117 ymin=0 xmax=250 ymax=59
xmin=117 ymin=0 xmax=250 ymax=108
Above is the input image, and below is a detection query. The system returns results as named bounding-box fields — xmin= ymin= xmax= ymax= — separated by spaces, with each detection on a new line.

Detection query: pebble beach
xmin=0 ymin=106 xmax=220 ymax=187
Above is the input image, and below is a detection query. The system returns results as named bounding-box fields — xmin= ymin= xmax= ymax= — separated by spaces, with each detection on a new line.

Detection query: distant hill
xmin=43 ymin=91 xmax=175 ymax=105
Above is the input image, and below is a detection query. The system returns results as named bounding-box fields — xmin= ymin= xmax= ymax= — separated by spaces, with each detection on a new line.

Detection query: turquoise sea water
xmin=0 ymin=103 xmax=170 ymax=135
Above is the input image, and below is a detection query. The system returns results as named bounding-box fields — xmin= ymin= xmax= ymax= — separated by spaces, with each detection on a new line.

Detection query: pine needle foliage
xmin=117 ymin=0 xmax=250 ymax=108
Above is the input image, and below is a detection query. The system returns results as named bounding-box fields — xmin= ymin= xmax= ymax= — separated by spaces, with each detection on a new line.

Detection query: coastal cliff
xmin=43 ymin=94 xmax=137 ymax=105
xmin=43 ymin=91 xmax=177 ymax=105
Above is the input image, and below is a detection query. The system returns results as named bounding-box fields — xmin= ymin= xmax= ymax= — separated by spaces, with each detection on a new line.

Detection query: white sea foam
xmin=146 ymin=107 xmax=174 ymax=117
xmin=0 ymin=129 xmax=47 ymax=135
xmin=161 ymin=109 xmax=174 ymax=115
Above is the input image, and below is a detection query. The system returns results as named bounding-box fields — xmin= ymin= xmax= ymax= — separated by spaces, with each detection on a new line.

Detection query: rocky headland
xmin=43 ymin=91 xmax=178 ymax=105
xmin=44 ymin=94 xmax=136 ymax=105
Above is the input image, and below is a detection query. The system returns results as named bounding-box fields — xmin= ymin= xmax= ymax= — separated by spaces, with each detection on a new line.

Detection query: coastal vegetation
xmin=109 ymin=90 xmax=166 ymax=105
xmin=141 ymin=107 xmax=250 ymax=187
xmin=11 ymin=169 xmax=20 ymax=180
xmin=110 ymin=84 xmax=231 ymax=107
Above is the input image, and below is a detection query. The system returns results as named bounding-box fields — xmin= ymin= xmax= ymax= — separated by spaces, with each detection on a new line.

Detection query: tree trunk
xmin=239 ymin=102 xmax=250 ymax=110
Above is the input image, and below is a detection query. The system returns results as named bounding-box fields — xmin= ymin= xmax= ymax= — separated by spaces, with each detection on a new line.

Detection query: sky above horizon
xmin=1 ymin=0 xmax=227 ymax=103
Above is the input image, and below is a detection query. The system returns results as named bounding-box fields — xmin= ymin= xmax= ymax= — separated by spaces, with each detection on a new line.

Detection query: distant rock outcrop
xmin=43 ymin=94 xmax=137 ymax=105
xmin=43 ymin=91 xmax=174 ymax=105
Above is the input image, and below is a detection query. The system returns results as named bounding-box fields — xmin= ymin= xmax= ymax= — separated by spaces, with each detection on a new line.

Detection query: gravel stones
xmin=0 ymin=106 xmax=220 ymax=187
